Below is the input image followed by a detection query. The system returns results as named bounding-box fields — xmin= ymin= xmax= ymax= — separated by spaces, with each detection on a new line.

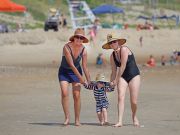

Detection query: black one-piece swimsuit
xmin=113 ymin=47 xmax=140 ymax=83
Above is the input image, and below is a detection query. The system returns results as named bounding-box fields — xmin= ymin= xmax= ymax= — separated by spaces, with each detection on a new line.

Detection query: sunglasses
xmin=109 ymin=40 xmax=117 ymax=45
xmin=74 ymin=35 xmax=84 ymax=40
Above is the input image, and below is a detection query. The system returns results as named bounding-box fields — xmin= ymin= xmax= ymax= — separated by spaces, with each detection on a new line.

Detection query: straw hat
xmin=49 ymin=8 xmax=57 ymax=13
xmin=49 ymin=8 xmax=57 ymax=16
xmin=102 ymin=34 xmax=126 ymax=49
xmin=69 ymin=28 xmax=89 ymax=43
xmin=95 ymin=74 xmax=108 ymax=82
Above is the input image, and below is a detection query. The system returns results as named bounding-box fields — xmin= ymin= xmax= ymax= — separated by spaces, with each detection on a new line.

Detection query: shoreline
xmin=0 ymin=63 xmax=179 ymax=74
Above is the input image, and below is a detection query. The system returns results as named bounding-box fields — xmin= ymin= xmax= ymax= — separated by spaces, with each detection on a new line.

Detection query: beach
xmin=0 ymin=29 xmax=180 ymax=66
xmin=0 ymin=29 xmax=180 ymax=135
xmin=0 ymin=65 xmax=180 ymax=135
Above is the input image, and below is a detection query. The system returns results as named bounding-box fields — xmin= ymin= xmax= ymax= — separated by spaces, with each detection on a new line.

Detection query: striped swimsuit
xmin=84 ymin=82 xmax=114 ymax=112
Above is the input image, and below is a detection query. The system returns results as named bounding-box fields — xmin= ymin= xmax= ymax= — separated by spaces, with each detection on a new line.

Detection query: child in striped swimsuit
xmin=83 ymin=74 xmax=114 ymax=126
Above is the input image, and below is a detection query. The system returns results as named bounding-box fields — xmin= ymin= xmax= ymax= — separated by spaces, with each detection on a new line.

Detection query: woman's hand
xmin=80 ymin=77 xmax=85 ymax=84
xmin=87 ymin=80 xmax=91 ymax=85
xmin=110 ymin=79 xmax=118 ymax=86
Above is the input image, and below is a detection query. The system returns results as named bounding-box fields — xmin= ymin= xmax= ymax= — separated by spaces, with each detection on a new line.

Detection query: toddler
xmin=84 ymin=74 xmax=114 ymax=125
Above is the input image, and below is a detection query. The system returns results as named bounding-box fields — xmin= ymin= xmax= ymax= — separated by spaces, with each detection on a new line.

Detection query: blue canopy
xmin=156 ymin=15 xmax=176 ymax=20
xmin=92 ymin=4 xmax=124 ymax=15
xmin=137 ymin=15 xmax=178 ymax=20
xmin=137 ymin=15 xmax=151 ymax=20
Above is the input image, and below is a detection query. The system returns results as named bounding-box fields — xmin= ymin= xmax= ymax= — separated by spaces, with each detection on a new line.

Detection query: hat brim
xmin=69 ymin=34 xmax=89 ymax=43
xmin=96 ymin=79 xmax=109 ymax=83
xmin=102 ymin=38 xmax=126 ymax=49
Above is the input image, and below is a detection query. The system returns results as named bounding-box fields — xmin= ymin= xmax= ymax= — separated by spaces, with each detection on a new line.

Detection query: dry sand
xmin=0 ymin=29 xmax=180 ymax=66
xmin=0 ymin=29 xmax=180 ymax=135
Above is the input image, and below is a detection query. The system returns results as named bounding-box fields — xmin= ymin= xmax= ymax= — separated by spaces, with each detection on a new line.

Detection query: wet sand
xmin=0 ymin=65 xmax=180 ymax=135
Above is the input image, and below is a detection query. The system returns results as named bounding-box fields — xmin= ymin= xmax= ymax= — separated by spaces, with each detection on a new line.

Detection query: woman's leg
xmin=129 ymin=75 xmax=141 ymax=126
xmin=72 ymin=82 xmax=81 ymax=126
xmin=60 ymin=81 xmax=70 ymax=125
xmin=114 ymin=78 xmax=128 ymax=127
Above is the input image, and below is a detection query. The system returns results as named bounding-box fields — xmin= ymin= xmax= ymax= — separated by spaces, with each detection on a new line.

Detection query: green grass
xmin=0 ymin=19 xmax=18 ymax=29
xmin=0 ymin=0 xmax=69 ymax=29
xmin=12 ymin=0 xmax=68 ymax=21
xmin=25 ymin=23 xmax=44 ymax=29
xmin=1 ymin=0 xmax=180 ymax=29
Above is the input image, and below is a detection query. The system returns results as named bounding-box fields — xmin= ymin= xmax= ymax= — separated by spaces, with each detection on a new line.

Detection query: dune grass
xmin=1 ymin=0 xmax=180 ymax=29
xmin=12 ymin=0 xmax=68 ymax=21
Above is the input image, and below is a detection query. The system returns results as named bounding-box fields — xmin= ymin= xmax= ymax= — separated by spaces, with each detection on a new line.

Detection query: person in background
xmin=170 ymin=56 xmax=176 ymax=65
xmin=139 ymin=36 xmax=143 ymax=47
xmin=144 ymin=55 xmax=156 ymax=67
xmin=161 ymin=55 xmax=167 ymax=66
xmin=58 ymin=28 xmax=91 ymax=126
xmin=88 ymin=26 xmax=96 ymax=46
xmin=96 ymin=53 xmax=106 ymax=67
xmin=60 ymin=14 xmax=67 ymax=28
xmin=177 ymin=51 xmax=180 ymax=64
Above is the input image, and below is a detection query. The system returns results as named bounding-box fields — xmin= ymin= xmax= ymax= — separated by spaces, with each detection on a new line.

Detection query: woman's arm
xmin=82 ymin=48 xmax=91 ymax=83
xmin=110 ymin=53 xmax=117 ymax=82
xmin=63 ymin=45 xmax=84 ymax=83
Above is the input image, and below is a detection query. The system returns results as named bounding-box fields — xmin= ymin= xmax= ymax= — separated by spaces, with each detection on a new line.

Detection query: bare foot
xmin=113 ymin=122 xmax=123 ymax=127
xmin=100 ymin=122 xmax=104 ymax=126
xmin=63 ymin=119 xmax=69 ymax=126
xmin=133 ymin=117 xmax=140 ymax=127
xmin=75 ymin=122 xmax=81 ymax=126
xmin=103 ymin=122 xmax=110 ymax=126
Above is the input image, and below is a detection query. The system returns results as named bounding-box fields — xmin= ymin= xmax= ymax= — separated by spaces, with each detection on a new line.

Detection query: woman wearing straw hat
xmin=102 ymin=34 xmax=141 ymax=127
xmin=58 ymin=28 xmax=91 ymax=126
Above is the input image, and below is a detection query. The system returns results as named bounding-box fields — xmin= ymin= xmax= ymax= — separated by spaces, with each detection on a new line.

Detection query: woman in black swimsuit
xmin=102 ymin=34 xmax=141 ymax=127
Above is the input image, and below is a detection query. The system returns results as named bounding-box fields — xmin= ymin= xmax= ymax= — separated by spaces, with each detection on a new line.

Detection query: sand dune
xmin=0 ymin=29 xmax=180 ymax=66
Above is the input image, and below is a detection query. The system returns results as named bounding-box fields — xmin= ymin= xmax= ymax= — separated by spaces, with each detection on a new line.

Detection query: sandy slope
xmin=0 ymin=29 xmax=180 ymax=66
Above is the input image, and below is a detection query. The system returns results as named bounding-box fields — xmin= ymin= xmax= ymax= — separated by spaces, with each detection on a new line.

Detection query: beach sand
xmin=0 ymin=65 xmax=180 ymax=135
xmin=0 ymin=29 xmax=180 ymax=66
xmin=0 ymin=29 xmax=180 ymax=135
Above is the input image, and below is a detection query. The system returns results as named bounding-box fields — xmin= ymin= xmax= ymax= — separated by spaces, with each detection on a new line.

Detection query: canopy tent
xmin=137 ymin=14 xmax=179 ymax=28
xmin=155 ymin=15 xmax=177 ymax=20
xmin=92 ymin=4 xmax=124 ymax=15
xmin=137 ymin=15 xmax=151 ymax=20
xmin=0 ymin=0 xmax=26 ymax=12
xmin=137 ymin=15 xmax=178 ymax=21
xmin=92 ymin=4 xmax=124 ymax=27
